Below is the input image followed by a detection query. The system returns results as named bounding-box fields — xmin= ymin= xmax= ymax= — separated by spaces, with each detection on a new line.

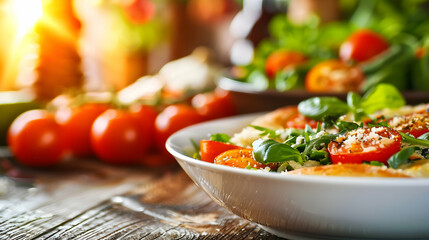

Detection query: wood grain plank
xmin=0 ymin=154 xmax=284 ymax=239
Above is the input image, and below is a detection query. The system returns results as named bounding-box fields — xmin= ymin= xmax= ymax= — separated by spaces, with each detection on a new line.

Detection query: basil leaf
xmin=400 ymin=132 xmax=429 ymax=147
xmin=210 ymin=133 xmax=231 ymax=143
xmin=361 ymin=83 xmax=405 ymax=114
xmin=298 ymin=97 xmax=350 ymax=121
xmin=387 ymin=146 xmax=419 ymax=169
xmin=347 ymin=91 xmax=362 ymax=109
xmin=336 ymin=121 xmax=360 ymax=131
xmin=252 ymin=139 xmax=303 ymax=164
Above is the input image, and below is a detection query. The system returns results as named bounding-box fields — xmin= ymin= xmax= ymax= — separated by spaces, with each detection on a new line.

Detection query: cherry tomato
xmin=328 ymin=126 xmax=402 ymax=165
xmin=192 ymin=89 xmax=236 ymax=120
xmin=339 ymin=29 xmax=389 ymax=63
xmin=389 ymin=112 xmax=429 ymax=138
xmin=200 ymin=140 xmax=241 ymax=163
xmin=214 ymin=148 xmax=269 ymax=169
xmin=122 ymin=0 xmax=155 ymax=24
xmin=130 ymin=104 xmax=158 ymax=149
xmin=305 ymin=60 xmax=365 ymax=93
xmin=285 ymin=113 xmax=320 ymax=129
xmin=91 ymin=109 xmax=148 ymax=164
xmin=8 ymin=109 xmax=66 ymax=167
xmin=265 ymin=50 xmax=307 ymax=78
xmin=155 ymin=104 xmax=205 ymax=154
xmin=56 ymin=103 xmax=109 ymax=157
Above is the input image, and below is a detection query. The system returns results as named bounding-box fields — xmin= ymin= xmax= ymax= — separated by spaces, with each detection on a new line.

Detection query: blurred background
xmin=1 ymin=0 xmax=429 ymax=167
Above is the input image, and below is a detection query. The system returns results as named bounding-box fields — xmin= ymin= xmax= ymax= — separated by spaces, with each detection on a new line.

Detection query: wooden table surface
xmin=0 ymin=148 xmax=284 ymax=240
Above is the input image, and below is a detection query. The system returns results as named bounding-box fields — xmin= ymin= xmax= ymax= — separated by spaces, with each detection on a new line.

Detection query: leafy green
xmin=252 ymin=139 xmax=303 ymax=164
xmin=336 ymin=121 xmax=361 ymax=131
xmin=418 ymin=132 xmax=429 ymax=140
xmin=360 ymin=83 xmax=406 ymax=114
xmin=363 ymin=161 xmax=385 ymax=166
xmin=298 ymin=97 xmax=350 ymax=121
xmin=209 ymin=133 xmax=231 ymax=143
xmin=249 ymin=125 xmax=281 ymax=139
xmin=303 ymin=134 xmax=338 ymax=159
xmin=400 ymin=132 xmax=429 ymax=147
xmin=387 ymin=146 xmax=420 ymax=169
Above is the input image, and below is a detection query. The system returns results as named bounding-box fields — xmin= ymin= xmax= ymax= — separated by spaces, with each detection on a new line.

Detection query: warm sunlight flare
xmin=11 ymin=0 xmax=43 ymax=38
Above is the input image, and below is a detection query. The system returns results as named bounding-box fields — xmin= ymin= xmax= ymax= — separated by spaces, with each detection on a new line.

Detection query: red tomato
xmin=200 ymin=140 xmax=241 ymax=163
xmin=339 ymin=29 xmax=389 ymax=63
xmin=91 ymin=109 xmax=148 ymax=164
xmin=192 ymin=89 xmax=236 ymax=120
xmin=389 ymin=112 xmax=429 ymax=138
xmin=56 ymin=103 xmax=109 ymax=157
xmin=328 ymin=127 xmax=402 ymax=165
xmin=8 ymin=109 xmax=66 ymax=167
xmin=122 ymin=0 xmax=155 ymax=24
xmin=130 ymin=104 xmax=158 ymax=149
xmin=285 ymin=113 xmax=320 ymax=129
xmin=265 ymin=50 xmax=307 ymax=78
xmin=305 ymin=60 xmax=365 ymax=93
xmin=155 ymin=104 xmax=205 ymax=154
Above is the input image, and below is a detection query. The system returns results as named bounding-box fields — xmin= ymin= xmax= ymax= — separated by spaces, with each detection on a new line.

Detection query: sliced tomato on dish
xmin=200 ymin=140 xmax=241 ymax=163
xmin=389 ymin=112 xmax=429 ymax=138
xmin=214 ymin=148 xmax=269 ymax=169
xmin=328 ymin=126 xmax=402 ymax=165
xmin=339 ymin=29 xmax=390 ymax=63
xmin=305 ymin=60 xmax=365 ymax=93
xmin=285 ymin=113 xmax=320 ymax=129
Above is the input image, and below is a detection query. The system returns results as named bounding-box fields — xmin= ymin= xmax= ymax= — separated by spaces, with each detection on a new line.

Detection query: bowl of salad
xmin=166 ymin=84 xmax=429 ymax=239
xmin=221 ymin=0 xmax=429 ymax=113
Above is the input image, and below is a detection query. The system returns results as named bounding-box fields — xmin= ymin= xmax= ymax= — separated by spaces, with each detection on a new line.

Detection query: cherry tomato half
xmin=91 ymin=109 xmax=149 ymax=164
xmin=339 ymin=29 xmax=389 ymax=63
xmin=8 ymin=109 xmax=66 ymax=167
xmin=200 ymin=140 xmax=241 ymax=163
xmin=328 ymin=126 xmax=402 ymax=165
xmin=285 ymin=113 xmax=320 ymax=129
xmin=56 ymin=103 xmax=109 ymax=158
xmin=155 ymin=104 xmax=205 ymax=154
xmin=389 ymin=112 xmax=429 ymax=138
xmin=305 ymin=60 xmax=365 ymax=93
xmin=214 ymin=148 xmax=270 ymax=169
xmin=192 ymin=89 xmax=236 ymax=120
xmin=265 ymin=50 xmax=307 ymax=78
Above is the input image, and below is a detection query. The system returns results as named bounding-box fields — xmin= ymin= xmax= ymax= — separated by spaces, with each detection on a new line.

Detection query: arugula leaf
xmin=298 ymin=97 xmax=350 ymax=121
xmin=209 ymin=133 xmax=231 ymax=143
xmin=399 ymin=132 xmax=429 ymax=147
xmin=363 ymin=161 xmax=385 ymax=166
xmin=250 ymin=125 xmax=281 ymax=139
xmin=418 ymin=132 xmax=429 ymax=140
xmin=387 ymin=146 xmax=420 ymax=169
xmin=309 ymin=150 xmax=330 ymax=165
xmin=360 ymin=83 xmax=405 ymax=114
xmin=303 ymin=134 xmax=338 ymax=158
xmin=252 ymin=139 xmax=303 ymax=164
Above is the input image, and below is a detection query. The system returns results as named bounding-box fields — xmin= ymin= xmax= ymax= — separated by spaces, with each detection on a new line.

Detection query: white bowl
xmin=166 ymin=113 xmax=429 ymax=240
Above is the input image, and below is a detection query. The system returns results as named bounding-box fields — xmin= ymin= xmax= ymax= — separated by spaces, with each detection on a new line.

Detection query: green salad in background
xmin=232 ymin=0 xmax=429 ymax=93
